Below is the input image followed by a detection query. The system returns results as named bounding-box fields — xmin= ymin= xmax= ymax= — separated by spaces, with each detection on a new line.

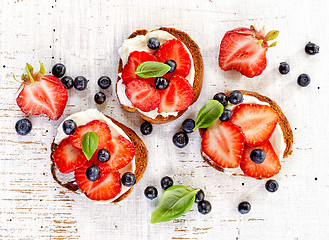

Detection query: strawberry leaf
xmin=265 ymin=30 xmax=279 ymax=41
xmin=81 ymin=132 xmax=99 ymax=160
xmin=268 ymin=41 xmax=277 ymax=48
xmin=135 ymin=61 xmax=171 ymax=78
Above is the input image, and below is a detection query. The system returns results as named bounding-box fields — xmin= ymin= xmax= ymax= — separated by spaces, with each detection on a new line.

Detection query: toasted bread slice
xmin=116 ymin=27 xmax=203 ymax=124
xmin=50 ymin=115 xmax=148 ymax=203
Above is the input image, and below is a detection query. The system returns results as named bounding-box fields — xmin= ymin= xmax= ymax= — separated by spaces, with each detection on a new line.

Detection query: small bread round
xmin=116 ymin=27 xmax=204 ymax=124
xmin=50 ymin=115 xmax=148 ymax=203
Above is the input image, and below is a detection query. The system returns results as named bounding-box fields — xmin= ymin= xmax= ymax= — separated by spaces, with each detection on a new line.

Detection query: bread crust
xmin=116 ymin=27 xmax=204 ymax=124
xmin=50 ymin=115 xmax=148 ymax=203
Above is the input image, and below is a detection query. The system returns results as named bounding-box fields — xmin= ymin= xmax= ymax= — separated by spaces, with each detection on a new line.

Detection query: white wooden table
xmin=1 ymin=0 xmax=329 ymax=239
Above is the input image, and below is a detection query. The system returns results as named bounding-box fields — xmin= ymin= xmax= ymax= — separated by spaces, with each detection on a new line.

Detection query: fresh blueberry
xmin=279 ymin=62 xmax=290 ymax=75
xmin=198 ymin=200 xmax=211 ymax=214
xmin=98 ymin=76 xmax=111 ymax=89
xmin=144 ymin=186 xmax=158 ymax=200
xmin=154 ymin=77 xmax=169 ymax=90
xmin=140 ymin=121 xmax=153 ymax=135
xmin=52 ymin=63 xmax=66 ymax=78
xmin=161 ymin=176 xmax=173 ymax=190
xmin=182 ymin=119 xmax=195 ymax=133
xmin=15 ymin=119 xmax=32 ymax=135
xmin=147 ymin=37 xmax=160 ymax=50
xmin=195 ymin=189 xmax=205 ymax=203
xmin=238 ymin=201 xmax=251 ymax=214
xmin=305 ymin=42 xmax=319 ymax=55
xmin=265 ymin=180 xmax=279 ymax=193
xmin=297 ymin=74 xmax=311 ymax=87
xmin=122 ymin=172 xmax=136 ymax=187
xmin=165 ymin=60 xmax=177 ymax=74
xmin=173 ymin=132 xmax=189 ymax=148
xmin=97 ymin=149 xmax=110 ymax=163
xmin=213 ymin=92 xmax=228 ymax=106
xmin=228 ymin=90 xmax=243 ymax=105
xmin=61 ymin=76 xmax=74 ymax=89
xmin=62 ymin=119 xmax=77 ymax=135
xmin=73 ymin=76 xmax=88 ymax=91
xmin=250 ymin=149 xmax=266 ymax=164
xmin=94 ymin=92 xmax=106 ymax=104
xmin=219 ymin=109 xmax=231 ymax=122
xmin=86 ymin=166 xmax=100 ymax=181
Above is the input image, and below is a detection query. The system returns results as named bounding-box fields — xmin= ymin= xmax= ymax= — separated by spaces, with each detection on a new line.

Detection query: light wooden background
xmin=1 ymin=0 xmax=329 ymax=239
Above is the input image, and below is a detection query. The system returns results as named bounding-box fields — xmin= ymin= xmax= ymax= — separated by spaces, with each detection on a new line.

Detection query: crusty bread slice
xmin=116 ymin=27 xmax=204 ymax=124
xmin=50 ymin=115 xmax=148 ymax=203
xmin=199 ymin=90 xmax=293 ymax=175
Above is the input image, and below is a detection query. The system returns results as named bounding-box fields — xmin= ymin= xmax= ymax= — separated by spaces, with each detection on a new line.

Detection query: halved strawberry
xmin=125 ymin=79 xmax=160 ymax=112
xmin=155 ymin=39 xmax=191 ymax=78
xmin=201 ymin=120 xmax=245 ymax=168
xmin=53 ymin=138 xmax=87 ymax=173
xmin=158 ymin=75 xmax=194 ymax=113
xmin=75 ymin=161 xmax=122 ymax=201
xmin=240 ymin=140 xmax=281 ymax=179
xmin=230 ymin=104 xmax=278 ymax=147
xmin=69 ymin=120 xmax=112 ymax=149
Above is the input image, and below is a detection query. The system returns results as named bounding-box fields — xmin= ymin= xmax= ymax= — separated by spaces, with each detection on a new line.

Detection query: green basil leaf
xmin=193 ymin=100 xmax=224 ymax=131
xmin=150 ymin=185 xmax=199 ymax=224
xmin=81 ymin=132 xmax=99 ymax=160
xmin=135 ymin=61 xmax=171 ymax=79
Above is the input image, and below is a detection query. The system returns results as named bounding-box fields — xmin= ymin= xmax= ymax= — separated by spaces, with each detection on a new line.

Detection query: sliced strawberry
xmin=69 ymin=120 xmax=112 ymax=149
xmin=230 ymin=104 xmax=278 ymax=147
xmin=125 ymin=79 xmax=160 ymax=112
xmin=53 ymin=138 xmax=87 ymax=173
xmin=158 ymin=75 xmax=194 ymax=113
xmin=75 ymin=161 xmax=122 ymax=201
xmin=202 ymin=120 xmax=245 ymax=168
xmin=240 ymin=140 xmax=281 ymax=179
xmin=155 ymin=39 xmax=191 ymax=78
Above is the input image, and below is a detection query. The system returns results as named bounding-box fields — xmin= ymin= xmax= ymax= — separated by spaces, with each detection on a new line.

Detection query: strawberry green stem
xmin=25 ymin=63 xmax=34 ymax=84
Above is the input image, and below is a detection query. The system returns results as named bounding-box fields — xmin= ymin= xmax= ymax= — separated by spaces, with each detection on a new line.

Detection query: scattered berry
xmin=265 ymin=179 xmax=279 ymax=192
xmin=182 ymin=119 xmax=195 ymax=133
xmin=86 ymin=166 xmax=100 ymax=181
xmin=144 ymin=186 xmax=158 ymax=200
xmin=154 ymin=77 xmax=169 ymax=90
xmin=73 ymin=76 xmax=88 ymax=91
xmin=61 ymin=76 xmax=74 ymax=89
xmin=52 ymin=63 xmax=66 ymax=78
xmin=62 ymin=119 xmax=77 ymax=135
xmin=98 ymin=76 xmax=111 ymax=89
xmin=160 ymin=176 xmax=173 ymax=190
xmin=97 ymin=149 xmax=110 ymax=163
xmin=147 ymin=37 xmax=160 ymax=50
xmin=15 ymin=119 xmax=32 ymax=135
xmin=213 ymin=92 xmax=228 ymax=106
xmin=195 ymin=189 xmax=205 ymax=203
xmin=238 ymin=201 xmax=251 ymax=214
xmin=305 ymin=42 xmax=319 ymax=55
xmin=140 ymin=121 xmax=153 ymax=135
xmin=297 ymin=74 xmax=311 ymax=87
xmin=121 ymin=172 xmax=136 ymax=187
xmin=219 ymin=108 xmax=231 ymax=122
xmin=250 ymin=149 xmax=266 ymax=164
xmin=198 ymin=200 xmax=212 ymax=214
xmin=165 ymin=60 xmax=177 ymax=74
xmin=94 ymin=92 xmax=106 ymax=104
xmin=279 ymin=62 xmax=290 ymax=75
xmin=228 ymin=90 xmax=243 ymax=105
xmin=173 ymin=131 xmax=189 ymax=148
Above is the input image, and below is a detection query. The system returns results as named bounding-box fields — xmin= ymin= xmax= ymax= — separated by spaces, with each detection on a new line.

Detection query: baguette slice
xmin=116 ymin=27 xmax=203 ymax=124
xmin=50 ymin=115 xmax=148 ymax=203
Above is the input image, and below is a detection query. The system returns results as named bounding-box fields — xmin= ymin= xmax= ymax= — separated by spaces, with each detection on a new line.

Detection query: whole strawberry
xmin=15 ymin=63 xmax=68 ymax=120
xmin=219 ymin=26 xmax=278 ymax=78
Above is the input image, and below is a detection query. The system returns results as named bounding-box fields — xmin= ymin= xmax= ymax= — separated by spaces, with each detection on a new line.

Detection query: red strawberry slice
xmin=125 ymin=79 xmax=160 ymax=112
xmin=75 ymin=161 xmax=122 ymax=201
xmin=240 ymin=140 xmax=281 ymax=179
xmin=69 ymin=120 xmax=112 ymax=149
xmin=158 ymin=75 xmax=194 ymax=113
xmin=230 ymin=104 xmax=278 ymax=147
xmin=53 ymin=138 xmax=87 ymax=173
xmin=201 ymin=120 xmax=245 ymax=168
xmin=155 ymin=39 xmax=191 ymax=78
xmin=91 ymin=135 xmax=135 ymax=170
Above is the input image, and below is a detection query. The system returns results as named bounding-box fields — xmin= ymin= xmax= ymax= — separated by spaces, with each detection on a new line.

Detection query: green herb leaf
xmin=193 ymin=100 xmax=224 ymax=131
xmin=150 ymin=185 xmax=199 ymax=224
xmin=135 ymin=61 xmax=171 ymax=79
xmin=265 ymin=30 xmax=279 ymax=41
xmin=81 ymin=132 xmax=99 ymax=160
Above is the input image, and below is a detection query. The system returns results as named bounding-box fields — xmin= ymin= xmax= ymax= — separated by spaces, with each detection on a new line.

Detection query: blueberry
xmin=97 ymin=149 xmax=110 ymax=163
xmin=182 ymin=119 xmax=195 ymax=133
xmin=98 ymin=76 xmax=111 ymax=89
xmin=165 ymin=60 xmax=176 ymax=74
xmin=147 ymin=37 xmax=160 ymax=50
xmin=173 ymin=132 xmax=189 ymax=148
xmin=154 ymin=77 xmax=169 ymax=90
xmin=15 ymin=119 xmax=32 ymax=135
xmin=161 ymin=176 xmax=173 ymax=190
xmin=62 ymin=119 xmax=77 ymax=135
xmin=279 ymin=62 xmax=290 ymax=75
xmin=238 ymin=201 xmax=251 ymax=214
xmin=140 ymin=121 xmax=153 ymax=135
xmin=86 ymin=166 xmax=100 ymax=181
xmin=52 ymin=63 xmax=66 ymax=78
xmin=213 ymin=92 xmax=228 ymax=106
xmin=73 ymin=76 xmax=88 ymax=91
xmin=94 ymin=92 xmax=106 ymax=104
xmin=61 ymin=76 xmax=73 ymax=89
xmin=305 ymin=42 xmax=319 ymax=55
xmin=144 ymin=186 xmax=158 ymax=200
xmin=297 ymin=74 xmax=311 ymax=87
xmin=250 ymin=149 xmax=266 ymax=164
xmin=195 ymin=189 xmax=205 ymax=203
xmin=219 ymin=109 xmax=231 ymax=122
xmin=198 ymin=200 xmax=211 ymax=214
xmin=228 ymin=90 xmax=243 ymax=105
xmin=265 ymin=180 xmax=279 ymax=192
xmin=121 ymin=172 xmax=136 ymax=187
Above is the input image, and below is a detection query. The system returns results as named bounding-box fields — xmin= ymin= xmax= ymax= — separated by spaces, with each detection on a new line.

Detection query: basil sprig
xmin=81 ymin=132 xmax=99 ymax=160
xmin=151 ymin=185 xmax=199 ymax=224
xmin=135 ymin=61 xmax=171 ymax=78
xmin=193 ymin=100 xmax=224 ymax=131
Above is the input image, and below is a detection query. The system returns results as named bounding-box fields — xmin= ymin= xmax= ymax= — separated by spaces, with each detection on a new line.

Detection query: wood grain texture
xmin=1 ymin=0 xmax=329 ymax=239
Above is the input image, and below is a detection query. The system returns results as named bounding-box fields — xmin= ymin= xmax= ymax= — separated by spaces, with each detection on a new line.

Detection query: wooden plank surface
xmin=1 ymin=0 xmax=329 ymax=239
